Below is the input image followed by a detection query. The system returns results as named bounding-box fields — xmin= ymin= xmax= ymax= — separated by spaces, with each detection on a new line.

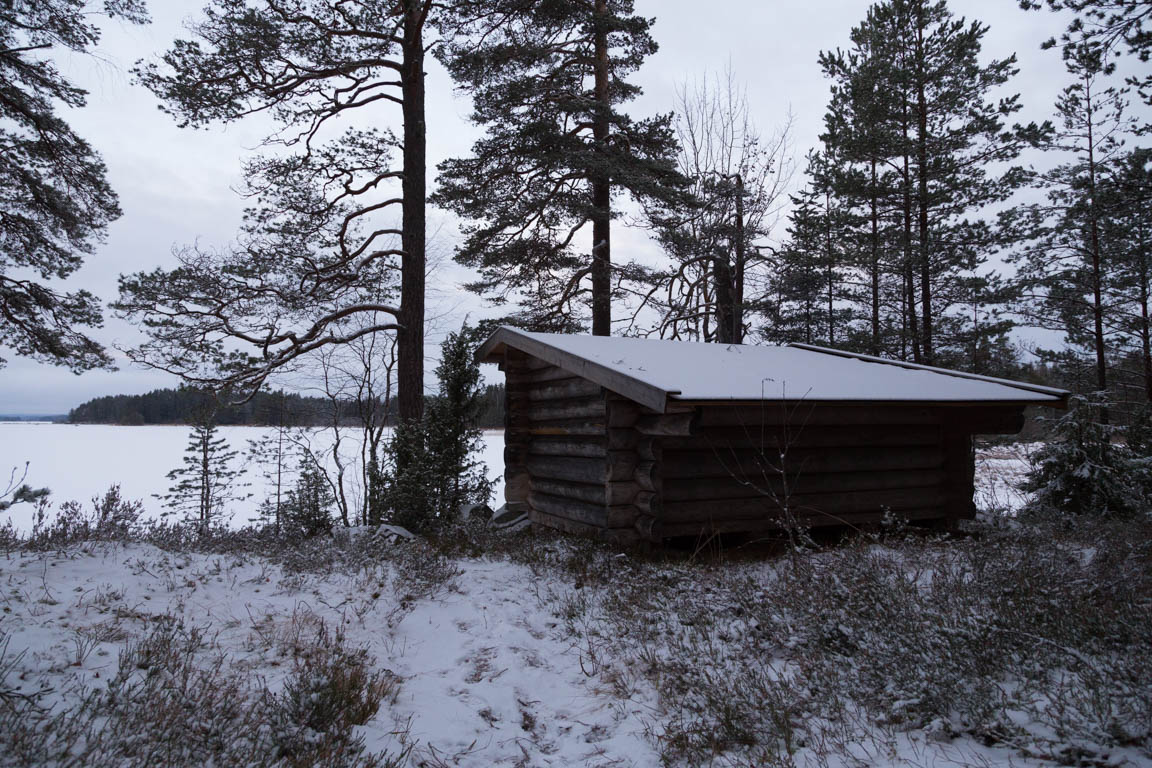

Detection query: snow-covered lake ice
xmin=0 ymin=423 xmax=505 ymax=531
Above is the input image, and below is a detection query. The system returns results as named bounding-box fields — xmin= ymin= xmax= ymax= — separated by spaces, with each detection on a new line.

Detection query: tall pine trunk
xmin=824 ymin=190 xmax=835 ymax=345
xmin=590 ymin=0 xmax=612 ymax=336
xmin=1083 ymin=74 xmax=1109 ymax=423
xmin=915 ymin=14 xmax=934 ymax=364
xmin=1139 ymin=221 xmax=1152 ymax=403
xmin=870 ymin=158 xmax=881 ymax=355
xmin=902 ymin=149 xmax=921 ymax=362
xmin=399 ymin=0 xmax=427 ymax=423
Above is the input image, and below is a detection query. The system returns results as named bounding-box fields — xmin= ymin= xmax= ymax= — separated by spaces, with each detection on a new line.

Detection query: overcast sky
xmin=2 ymin=0 xmax=1147 ymax=413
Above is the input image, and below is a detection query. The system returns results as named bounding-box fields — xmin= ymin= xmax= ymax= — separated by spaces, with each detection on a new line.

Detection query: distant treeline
xmin=68 ymin=385 xmax=507 ymax=429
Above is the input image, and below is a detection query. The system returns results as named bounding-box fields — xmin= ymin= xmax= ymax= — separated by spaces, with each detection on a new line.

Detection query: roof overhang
xmin=788 ymin=343 xmax=1070 ymax=408
xmin=477 ymin=327 xmax=673 ymax=412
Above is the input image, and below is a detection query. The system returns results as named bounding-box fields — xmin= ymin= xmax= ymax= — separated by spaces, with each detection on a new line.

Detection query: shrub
xmin=273 ymin=626 xmax=399 ymax=742
xmin=25 ymin=485 xmax=145 ymax=550
xmin=0 ymin=619 xmax=406 ymax=767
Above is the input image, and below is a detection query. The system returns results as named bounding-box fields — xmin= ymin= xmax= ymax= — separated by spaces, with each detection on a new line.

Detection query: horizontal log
xmin=634 ymin=490 xmax=660 ymax=516
xmin=524 ymin=377 xmax=604 ymax=402
xmin=530 ymin=509 xmax=641 ymax=543
xmin=663 ymin=425 xmax=943 ymax=451
xmin=661 ymin=446 xmax=944 ymax=478
xmin=635 ymin=514 xmax=661 ymax=542
xmin=944 ymin=407 xmax=1025 ymax=435
xmin=527 ymin=437 xmax=607 ymax=459
xmin=659 ymin=507 xmax=948 ymax=538
xmin=509 ymin=422 xmax=605 ymax=437
xmin=504 ymin=470 xmax=530 ymax=504
xmin=635 ymin=411 xmax=697 ymax=437
xmin=662 ymin=469 xmax=948 ymax=501
xmin=607 ymin=428 xmax=639 ymax=451
xmin=529 ymin=508 xmax=603 ymax=537
xmin=663 ymin=487 xmax=948 ymax=523
xmin=520 ymin=366 xmax=582 ymax=384
xmin=529 ymin=491 xmax=607 ymax=527
xmin=526 ymin=455 xmax=606 ymax=484
xmin=528 ymin=492 xmax=635 ymax=528
xmin=530 ymin=477 xmax=605 ymax=506
xmin=697 ymin=405 xmax=944 ymax=428
xmin=607 ymin=399 xmax=642 ymax=428
xmin=606 ymin=481 xmax=642 ymax=505
xmin=636 ymin=436 xmax=660 ymax=462
xmin=526 ymin=397 xmax=606 ymax=423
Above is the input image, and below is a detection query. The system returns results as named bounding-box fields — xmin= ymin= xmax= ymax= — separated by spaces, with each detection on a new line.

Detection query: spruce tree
xmin=156 ymin=391 xmax=247 ymax=535
xmin=283 ymin=461 xmax=335 ymax=540
xmin=375 ymin=325 xmax=492 ymax=532
xmin=434 ymin=0 xmax=686 ymax=335
xmin=246 ymin=392 xmax=299 ymax=534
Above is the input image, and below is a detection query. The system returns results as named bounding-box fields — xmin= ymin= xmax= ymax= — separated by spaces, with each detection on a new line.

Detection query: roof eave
xmin=788 ymin=343 xmax=1072 ymax=399
xmin=476 ymin=326 xmax=674 ymax=413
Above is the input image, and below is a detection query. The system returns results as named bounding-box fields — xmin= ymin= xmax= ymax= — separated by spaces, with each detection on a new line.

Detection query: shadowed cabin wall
xmin=500 ymin=348 xmax=1021 ymax=542
xmin=654 ymin=403 xmax=1009 ymax=538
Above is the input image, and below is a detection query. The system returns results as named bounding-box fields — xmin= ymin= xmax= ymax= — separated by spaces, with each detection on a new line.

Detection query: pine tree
xmin=156 ymin=391 xmax=247 ymax=535
xmin=1020 ymin=0 xmax=1152 ymax=106
xmin=818 ymin=11 xmax=911 ymax=356
xmin=771 ymin=153 xmax=852 ymax=347
xmin=118 ymin=0 xmax=441 ymax=422
xmin=0 ymin=0 xmax=147 ymax=372
xmin=1103 ymin=147 xmax=1152 ymax=403
xmin=434 ymin=0 xmax=686 ymax=335
xmin=1009 ymin=44 xmax=1136 ymax=421
xmin=811 ymin=0 xmax=1039 ymax=366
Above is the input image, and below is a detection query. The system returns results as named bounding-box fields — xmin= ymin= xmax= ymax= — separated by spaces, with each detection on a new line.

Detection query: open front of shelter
xmin=478 ymin=328 xmax=1069 ymax=543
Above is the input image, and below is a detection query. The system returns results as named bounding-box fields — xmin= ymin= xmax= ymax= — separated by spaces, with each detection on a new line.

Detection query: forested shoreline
xmin=66 ymin=385 xmax=507 ymax=429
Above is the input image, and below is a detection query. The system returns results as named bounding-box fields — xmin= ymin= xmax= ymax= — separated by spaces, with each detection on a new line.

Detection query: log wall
xmin=502 ymin=350 xmax=1002 ymax=543
xmin=656 ymin=403 xmax=980 ymax=539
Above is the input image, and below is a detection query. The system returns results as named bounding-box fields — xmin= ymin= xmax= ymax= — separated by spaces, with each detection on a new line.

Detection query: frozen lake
xmin=0 ymin=423 xmax=505 ymax=531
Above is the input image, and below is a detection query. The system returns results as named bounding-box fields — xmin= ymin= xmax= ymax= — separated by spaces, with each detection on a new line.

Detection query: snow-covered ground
xmin=0 ymin=423 xmax=505 ymax=532
xmin=0 ymin=542 xmax=653 ymax=765
xmin=974 ymin=441 xmax=1037 ymax=514
xmin=4 ymin=531 xmax=1148 ymax=767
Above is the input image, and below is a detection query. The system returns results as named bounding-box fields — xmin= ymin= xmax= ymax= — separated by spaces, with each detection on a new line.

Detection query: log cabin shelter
xmin=476 ymin=327 xmax=1070 ymax=544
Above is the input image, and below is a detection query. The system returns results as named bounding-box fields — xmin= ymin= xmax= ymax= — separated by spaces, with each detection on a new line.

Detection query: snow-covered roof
xmin=477 ymin=327 xmax=1069 ymax=413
